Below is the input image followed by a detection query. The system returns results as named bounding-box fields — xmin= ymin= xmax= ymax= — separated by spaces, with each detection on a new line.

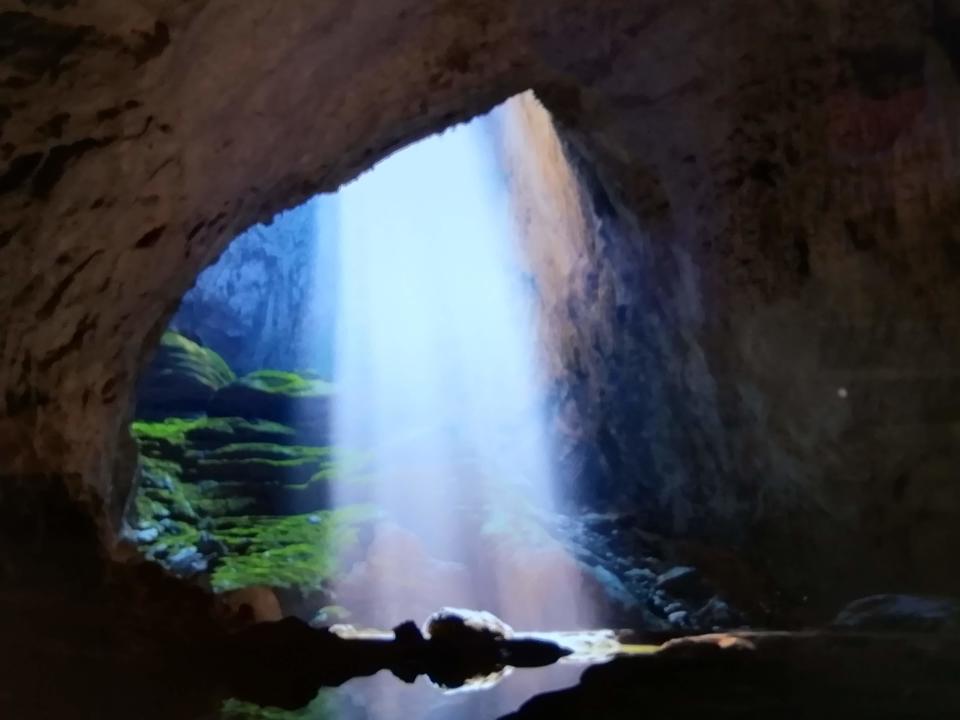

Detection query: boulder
xmin=183 ymin=417 xmax=299 ymax=449
xmin=693 ymin=596 xmax=741 ymax=630
xmin=136 ymin=332 xmax=236 ymax=419
xmin=656 ymin=566 xmax=711 ymax=602
xmin=184 ymin=443 xmax=331 ymax=486
xmin=208 ymin=370 xmax=334 ymax=432
xmin=181 ymin=442 xmax=336 ymax=516
xmin=424 ymin=608 xmax=515 ymax=642
xmin=167 ymin=546 xmax=209 ymax=576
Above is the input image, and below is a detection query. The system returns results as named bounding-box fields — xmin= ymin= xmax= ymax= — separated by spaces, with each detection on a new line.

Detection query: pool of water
xmin=328 ymin=661 xmax=587 ymax=720
xmin=221 ymin=629 xmax=653 ymax=720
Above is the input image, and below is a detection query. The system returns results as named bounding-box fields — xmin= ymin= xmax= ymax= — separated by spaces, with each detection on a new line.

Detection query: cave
xmin=4 ymin=2 xmax=960 ymax=718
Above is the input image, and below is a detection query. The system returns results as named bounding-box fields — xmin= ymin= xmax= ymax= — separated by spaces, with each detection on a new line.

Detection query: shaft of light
xmin=329 ymin=108 xmax=593 ymax=630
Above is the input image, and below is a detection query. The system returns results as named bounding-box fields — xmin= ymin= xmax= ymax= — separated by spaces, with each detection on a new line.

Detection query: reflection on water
xmin=222 ymin=661 xmax=591 ymax=720
xmin=220 ymin=629 xmax=653 ymax=720
xmin=334 ymin=662 xmax=586 ymax=720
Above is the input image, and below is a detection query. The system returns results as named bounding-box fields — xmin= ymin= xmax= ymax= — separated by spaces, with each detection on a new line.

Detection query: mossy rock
xmin=132 ymin=416 xmax=301 ymax=465
xmin=184 ymin=444 xmax=329 ymax=486
xmin=202 ymin=442 xmax=332 ymax=463
xmin=208 ymin=370 xmax=334 ymax=431
xmin=186 ymin=475 xmax=333 ymax=517
xmin=185 ymin=417 xmax=298 ymax=448
xmin=136 ymin=332 xmax=236 ymax=419
xmin=209 ymin=506 xmax=375 ymax=592
xmin=183 ymin=442 xmax=369 ymax=514
xmin=132 ymin=417 xmax=359 ymax=517
xmin=220 ymin=691 xmax=338 ymax=720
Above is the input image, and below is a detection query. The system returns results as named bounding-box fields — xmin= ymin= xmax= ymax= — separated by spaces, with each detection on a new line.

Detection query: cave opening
xmin=129 ymin=93 xmax=608 ymax=629
xmin=126 ymin=94 xmax=680 ymax=716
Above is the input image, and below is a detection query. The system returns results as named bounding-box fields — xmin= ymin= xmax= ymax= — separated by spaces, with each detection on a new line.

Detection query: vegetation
xmin=127 ymin=337 xmax=384 ymax=597
xmin=239 ymin=369 xmax=335 ymax=397
xmin=157 ymin=330 xmax=236 ymax=390
xmin=220 ymin=693 xmax=337 ymax=720
xmin=210 ymin=506 xmax=375 ymax=592
xmin=132 ymin=416 xmax=298 ymax=447
xmin=128 ymin=363 xmax=376 ymax=595
xmin=137 ymin=332 xmax=238 ymax=419
xmin=203 ymin=442 xmax=333 ymax=461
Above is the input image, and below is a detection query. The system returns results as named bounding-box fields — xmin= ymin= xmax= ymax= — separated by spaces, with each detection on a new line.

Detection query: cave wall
xmin=168 ymin=195 xmax=339 ymax=378
xmin=497 ymin=18 xmax=960 ymax=607
xmin=3 ymin=0 xmax=960 ymax=609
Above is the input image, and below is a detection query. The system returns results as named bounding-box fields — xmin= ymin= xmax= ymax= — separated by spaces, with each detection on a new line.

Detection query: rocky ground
xmin=547 ymin=511 xmax=750 ymax=632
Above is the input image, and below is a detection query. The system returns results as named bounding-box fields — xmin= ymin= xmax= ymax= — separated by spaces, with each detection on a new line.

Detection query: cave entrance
xmin=127 ymin=93 xmax=606 ymax=635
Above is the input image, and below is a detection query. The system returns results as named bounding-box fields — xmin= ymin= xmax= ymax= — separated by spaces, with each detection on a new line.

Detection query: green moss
xmin=132 ymin=417 xmax=297 ymax=447
xmin=160 ymin=331 xmax=235 ymax=388
xmin=184 ymin=475 xmax=332 ymax=518
xmin=188 ymin=455 xmax=326 ymax=485
xmin=209 ymin=506 xmax=375 ymax=592
xmin=140 ymin=453 xmax=182 ymax=479
xmin=220 ymin=693 xmax=336 ymax=720
xmin=143 ymin=485 xmax=197 ymax=522
xmin=241 ymin=370 xmax=334 ymax=397
xmin=204 ymin=443 xmax=333 ymax=462
xmin=182 ymin=442 xmax=346 ymax=494
xmin=134 ymin=490 xmax=157 ymax=521
xmin=137 ymin=332 xmax=237 ymax=420
xmin=135 ymin=455 xmax=199 ymax=525
xmin=130 ymin=372 xmax=370 ymax=588
xmin=189 ymin=494 xmax=263 ymax=517
xmin=188 ymin=417 xmax=299 ymax=446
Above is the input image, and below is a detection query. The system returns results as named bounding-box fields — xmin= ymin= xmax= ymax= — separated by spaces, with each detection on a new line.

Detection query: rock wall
xmin=3 ymin=0 xmax=960 ymax=611
xmin=169 ymin=196 xmax=339 ymax=377
xmin=497 ymin=38 xmax=960 ymax=608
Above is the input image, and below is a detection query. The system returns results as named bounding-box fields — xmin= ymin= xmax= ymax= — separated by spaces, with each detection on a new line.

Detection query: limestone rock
xmin=170 ymin=196 xmax=340 ymax=377
xmin=136 ymin=332 xmax=236 ymax=420
xmin=208 ymin=370 xmax=333 ymax=432
xmin=693 ymin=596 xmax=742 ymax=630
xmin=167 ymin=546 xmax=208 ymax=576
xmin=424 ymin=607 xmax=515 ymax=642
xmin=656 ymin=567 xmax=710 ymax=602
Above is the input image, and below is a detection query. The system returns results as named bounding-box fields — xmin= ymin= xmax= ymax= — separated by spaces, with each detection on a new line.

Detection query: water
xmin=328 ymin=105 xmax=594 ymax=631
xmin=324 ymin=663 xmax=586 ymax=720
